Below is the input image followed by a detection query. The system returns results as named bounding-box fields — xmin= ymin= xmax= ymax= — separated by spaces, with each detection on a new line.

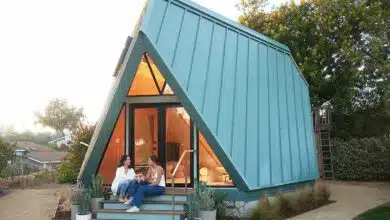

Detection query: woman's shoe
xmin=118 ymin=196 xmax=126 ymax=202
xmin=126 ymin=206 xmax=140 ymax=213
xmin=124 ymin=197 xmax=133 ymax=205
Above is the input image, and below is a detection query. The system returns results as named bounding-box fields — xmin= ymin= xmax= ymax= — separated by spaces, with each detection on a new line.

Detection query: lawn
xmin=354 ymin=203 xmax=390 ymax=220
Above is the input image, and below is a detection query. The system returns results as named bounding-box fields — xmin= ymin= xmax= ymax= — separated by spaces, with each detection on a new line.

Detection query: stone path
xmin=290 ymin=181 xmax=390 ymax=220
xmin=0 ymin=185 xmax=64 ymax=220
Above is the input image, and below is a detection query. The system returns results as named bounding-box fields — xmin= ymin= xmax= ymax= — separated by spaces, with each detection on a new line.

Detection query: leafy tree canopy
xmin=0 ymin=137 xmax=15 ymax=174
xmin=35 ymin=99 xmax=85 ymax=136
xmin=238 ymin=0 xmax=390 ymax=138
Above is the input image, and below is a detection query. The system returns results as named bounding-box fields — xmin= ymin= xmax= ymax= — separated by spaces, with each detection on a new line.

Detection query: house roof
xmin=16 ymin=142 xmax=55 ymax=152
xmin=15 ymin=141 xmax=68 ymax=163
xmin=48 ymin=136 xmax=65 ymax=143
xmin=27 ymin=151 xmax=68 ymax=163
xmin=79 ymin=0 xmax=318 ymax=190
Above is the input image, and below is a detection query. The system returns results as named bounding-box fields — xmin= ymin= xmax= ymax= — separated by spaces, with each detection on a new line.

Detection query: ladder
xmin=320 ymin=130 xmax=334 ymax=180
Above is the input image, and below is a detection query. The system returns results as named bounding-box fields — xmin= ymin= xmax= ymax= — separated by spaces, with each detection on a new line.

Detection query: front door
xmin=129 ymin=105 xmax=193 ymax=187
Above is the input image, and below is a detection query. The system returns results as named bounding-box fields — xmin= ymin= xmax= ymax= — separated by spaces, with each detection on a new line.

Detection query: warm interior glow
xmin=134 ymin=108 xmax=158 ymax=174
xmin=128 ymin=54 xmax=174 ymax=96
xmin=165 ymin=107 xmax=191 ymax=185
xmin=98 ymin=106 xmax=126 ymax=184
xmin=146 ymin=54 xmax=165 ymax=91
xmin=199 ymin=132 xmax=233 ymax=186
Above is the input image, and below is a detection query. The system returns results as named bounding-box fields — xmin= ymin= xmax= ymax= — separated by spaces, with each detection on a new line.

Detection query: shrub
xmin=57 ymin=160 xmax=78 ymax=184
xmin=314 ymin=181 xmax=330 ymax=205
xmin=296 ymin=186 xmax=315 ymax=211
xmin=332 ymin=135 xmax=390 ymax=181
xmin=251 ymin=194 xmax=275 ymax=220
xmin=251 ymin=182 xmax=331 ymax=219
xmin=56 ymin=124 xmax=95 ymax=183
xmin=275 ymin=192 xmax=294 ymax=218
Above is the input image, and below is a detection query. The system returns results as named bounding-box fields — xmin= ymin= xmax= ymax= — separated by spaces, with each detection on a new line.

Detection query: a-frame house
xmin=79 ymin=0 xmax=319 ymax=203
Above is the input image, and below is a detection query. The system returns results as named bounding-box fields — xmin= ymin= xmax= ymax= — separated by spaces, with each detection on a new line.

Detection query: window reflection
xmin=198 ymin=132 xmax=233 ymax=186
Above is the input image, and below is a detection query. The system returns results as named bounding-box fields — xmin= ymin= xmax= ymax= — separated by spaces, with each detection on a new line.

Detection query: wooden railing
xmin=171 ymin=149 xmax=195 ymax=220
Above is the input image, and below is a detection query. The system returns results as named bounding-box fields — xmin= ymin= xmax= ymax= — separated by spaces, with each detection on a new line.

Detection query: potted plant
xmin=185 ymin=194 xmax=201 ymax=220
xmin=77 ymin=188 xmax=91 ymax=220
xmin=90 ymin=174 xmax=105 ymax=211
xmin=71 ymin=181 xmax=83 ymax=220
xmin=195 ymin=182 xmax=217 ymax=220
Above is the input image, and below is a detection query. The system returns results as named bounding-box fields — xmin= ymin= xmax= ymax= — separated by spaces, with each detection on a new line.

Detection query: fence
xmin=0 ymin=156 xmax=57 ymax=189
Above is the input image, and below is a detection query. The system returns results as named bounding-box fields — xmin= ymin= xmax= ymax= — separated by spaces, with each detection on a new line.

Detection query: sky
xmin=0 ymin=0 xmax=296 ymax=133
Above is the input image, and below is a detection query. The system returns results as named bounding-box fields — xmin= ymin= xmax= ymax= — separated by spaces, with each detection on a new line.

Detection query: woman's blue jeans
xmin=117 ymin=180 xmax=136 ymax=197
xmin=129 ymin=181 xmax=165 ymax=207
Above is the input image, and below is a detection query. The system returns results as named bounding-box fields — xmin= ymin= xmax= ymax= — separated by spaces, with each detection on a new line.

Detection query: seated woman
xmin=125 ymin=155 xmax=165 ymax=213
xmin=111 ymin=155 xmax=135 ymax=202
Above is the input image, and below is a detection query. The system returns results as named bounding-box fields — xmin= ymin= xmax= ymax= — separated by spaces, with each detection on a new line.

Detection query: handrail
xmin=171 ymin=149 xmax=195 ymax=220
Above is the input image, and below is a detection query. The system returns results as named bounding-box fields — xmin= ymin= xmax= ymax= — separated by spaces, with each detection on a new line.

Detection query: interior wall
xmin=98 ymin=106 xmax=126 ymax=184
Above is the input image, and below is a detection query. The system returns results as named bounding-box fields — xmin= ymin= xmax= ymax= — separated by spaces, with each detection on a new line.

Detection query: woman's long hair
xmin=149 ymin=155 xmax=160 ymax=166
xmin=118 ymin=155 xmax=129 ymax=168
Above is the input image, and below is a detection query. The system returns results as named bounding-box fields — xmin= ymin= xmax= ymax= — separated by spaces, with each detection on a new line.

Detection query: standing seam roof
xmin=139 ymin=0 xmax=319 ymax=190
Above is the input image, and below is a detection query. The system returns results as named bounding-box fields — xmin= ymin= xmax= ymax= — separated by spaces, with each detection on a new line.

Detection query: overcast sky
xmin=0 ymin=0 xmax=296 ymax=133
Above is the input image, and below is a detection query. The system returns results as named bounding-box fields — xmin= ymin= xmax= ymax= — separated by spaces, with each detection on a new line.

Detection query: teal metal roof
xmin=79 ymin=0 xmax=319 ymax=191
xmin=140 ymin=0 xmax=318 ymax=190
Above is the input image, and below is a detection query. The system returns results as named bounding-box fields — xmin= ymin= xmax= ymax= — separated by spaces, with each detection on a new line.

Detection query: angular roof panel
xmin=79 ymin=0 xmax=318 ymax=191
xmin=139 ymin=0 xmax=318 ymax=190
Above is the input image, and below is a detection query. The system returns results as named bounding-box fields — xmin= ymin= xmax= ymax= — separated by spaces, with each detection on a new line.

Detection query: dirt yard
xmin=0 ymin=184 xmax=70 ymax=220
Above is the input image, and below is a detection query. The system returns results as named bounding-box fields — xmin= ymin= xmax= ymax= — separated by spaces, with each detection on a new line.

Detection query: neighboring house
xmin=80 ymin=0 xmax=318 ymax=205
xmin=48 ymin=135 xmax=73 ymax=148
xmin=15 ymin=142 xmax=68 ymax=171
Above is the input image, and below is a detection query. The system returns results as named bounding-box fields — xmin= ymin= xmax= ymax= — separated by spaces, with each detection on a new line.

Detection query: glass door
xmin=165 ymin=107 xmax=192 ymax=187
xmin=129 ymin=105 xmax=193 ymax=187
xmin=131 ymin=107 xmax=159 ymax=175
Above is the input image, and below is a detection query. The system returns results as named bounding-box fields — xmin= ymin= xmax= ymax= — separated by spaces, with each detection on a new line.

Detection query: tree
xmin=238 ymin=0 xmax=390 ymax=138
xmin=35 ymin=99 xmax=85 ymax=136
xmin=57 ymin=124 xmax=95 ymax=183
xmin=0 ymin=137 xmax=15 ymax=174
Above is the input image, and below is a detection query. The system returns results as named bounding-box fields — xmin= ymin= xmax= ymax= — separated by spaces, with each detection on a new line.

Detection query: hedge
xmin=332 ymin=135 xmax=390 ymax=181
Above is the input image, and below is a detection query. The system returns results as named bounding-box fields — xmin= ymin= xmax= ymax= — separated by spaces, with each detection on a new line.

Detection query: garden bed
xmin=251 ymin=181 xmax=334 ymax=220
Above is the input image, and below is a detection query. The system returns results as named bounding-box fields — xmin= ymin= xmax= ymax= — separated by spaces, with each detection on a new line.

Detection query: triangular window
xmin=128 ymin=53 xmax=174 ymax=96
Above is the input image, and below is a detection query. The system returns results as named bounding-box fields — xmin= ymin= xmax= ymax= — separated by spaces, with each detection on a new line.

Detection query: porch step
xmin=101 ymin=200 xmax=186 ymax=211
xmin=94 ymin=209 xmax=185 ymax=220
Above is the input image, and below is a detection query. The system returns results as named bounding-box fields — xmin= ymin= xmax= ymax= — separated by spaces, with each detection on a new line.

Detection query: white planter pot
xmin=198 ymin=210 xmax=216 ymax=220
xmin=90 ymin=197 xmax=103 ymax=210
xmin=76 ymin=213 xmax=91 ymax=220
xmin=71 ymin=204 xmax=79 ymax=220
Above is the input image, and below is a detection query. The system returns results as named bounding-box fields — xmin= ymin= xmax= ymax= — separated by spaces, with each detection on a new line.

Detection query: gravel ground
xmin=289 ymin=181 xmax=390 ymax=220
xmin=0 ymin=185 xmax=67 ymax=220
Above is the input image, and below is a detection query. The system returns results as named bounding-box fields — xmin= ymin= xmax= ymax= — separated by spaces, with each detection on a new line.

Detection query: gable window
xmin=128 ymin=53 xmax=174 ymax=96
xmin=198 ymin=131 xmax=233 ymax=186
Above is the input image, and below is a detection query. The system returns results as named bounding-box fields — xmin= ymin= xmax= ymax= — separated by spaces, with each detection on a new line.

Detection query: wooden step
xmin=101 ymin=200 xmax=186 ymax=211
xmin=164 ymin=188 xmax=194 ymax=195
xmin=94 ymin=209 xmax=184 ymax=220
xmin=95 ymin=209 xmax=186 ymax=215
xmin=102 ymin=200 xmax=186 ymax=205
